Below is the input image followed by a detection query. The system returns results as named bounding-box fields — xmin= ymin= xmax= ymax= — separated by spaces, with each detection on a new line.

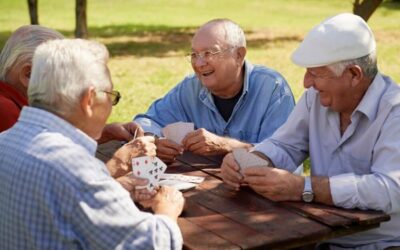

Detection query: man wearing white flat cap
xmin=221 ymin=13 xmax=400 ymax=249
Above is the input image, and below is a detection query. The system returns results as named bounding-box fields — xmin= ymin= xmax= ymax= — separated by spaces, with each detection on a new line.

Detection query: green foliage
xmin=1 ymin=0 xmax=399 ymax=172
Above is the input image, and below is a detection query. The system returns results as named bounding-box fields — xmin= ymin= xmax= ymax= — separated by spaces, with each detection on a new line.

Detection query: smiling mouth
xmin=201 ymin=71 xmax=214 ymax=77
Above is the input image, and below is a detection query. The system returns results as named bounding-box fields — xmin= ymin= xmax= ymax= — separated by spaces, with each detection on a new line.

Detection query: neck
xmin=212 ymin=67 xmax=245 ymax=98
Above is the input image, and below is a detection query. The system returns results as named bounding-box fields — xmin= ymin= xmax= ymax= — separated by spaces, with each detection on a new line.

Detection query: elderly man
xmin=134 ymin=18 xmax=295 ymax=162
xmin=0 ymin=39 xmax=184 ymax=249
xmin=0 ymin=25 xmax=141 ymax=142
xmin=221 ymin=13 xmax=400 ymax=249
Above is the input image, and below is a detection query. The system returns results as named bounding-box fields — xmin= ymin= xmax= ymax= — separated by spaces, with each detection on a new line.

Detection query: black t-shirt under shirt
xmin=212 ymin=85 xmax=243 ymax=122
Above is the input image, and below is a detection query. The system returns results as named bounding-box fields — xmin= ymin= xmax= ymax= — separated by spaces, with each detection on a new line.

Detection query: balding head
xmin=194 ymin=19 xmax=246 ymax=49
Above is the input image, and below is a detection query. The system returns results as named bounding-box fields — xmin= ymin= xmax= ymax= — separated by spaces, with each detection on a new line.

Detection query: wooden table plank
xmin=282 ymin=201 xmax=391 ymax=227
xmin=178 ymin=218 xmax=240 ymax=250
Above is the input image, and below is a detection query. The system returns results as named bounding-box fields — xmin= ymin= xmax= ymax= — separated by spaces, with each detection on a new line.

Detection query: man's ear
xmin=19 ymin=63 xmax=31 ymax=88
xmin=80 ymin=86 xmax=96 ymax=117
xmin=236 ymin=46 xmax=247 ymax=63
xmin=235 ymin=47 xmax=247 ymax=66
xmin=347 ymin=65 xmax=364 ymax=88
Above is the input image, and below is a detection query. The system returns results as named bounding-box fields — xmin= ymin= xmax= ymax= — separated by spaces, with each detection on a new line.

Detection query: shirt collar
xmin=0 ymin=80 xmax=28 ymax=108
xmin=354 ymin=73 xmax=386 ymax=121
xmin=18 ymin=106 xmax=97 ymax=155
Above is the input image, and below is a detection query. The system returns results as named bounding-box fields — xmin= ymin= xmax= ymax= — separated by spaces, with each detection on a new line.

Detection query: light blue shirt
xmin=0 ymin=107 xmax=182 ymax=250
xmin=134 ymin=61 xmax=295 ymax=144
xmin=255 ymin=73 xmax=400 ymax=249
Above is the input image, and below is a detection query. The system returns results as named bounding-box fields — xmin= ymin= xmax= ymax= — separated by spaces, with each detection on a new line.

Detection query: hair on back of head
xmin=28 ymin=39 xmax=111 ymax=116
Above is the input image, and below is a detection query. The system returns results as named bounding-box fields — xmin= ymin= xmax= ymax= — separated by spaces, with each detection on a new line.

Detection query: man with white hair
xmin=221 ymin=13 xmax=400 ymax=248
xmin=0 ymin=25 xmax=63 ymax=131
xmin=0 ymin=39 xmax=184 ymax=249
xmin=134 ymin=18 xmax=295 ymax=163
xmin=0 ymin=25 xmax=143 ymax=143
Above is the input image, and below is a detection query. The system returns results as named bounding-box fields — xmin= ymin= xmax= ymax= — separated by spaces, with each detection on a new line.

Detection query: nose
xmin=193 ymin=56 xmax=207 ymax=67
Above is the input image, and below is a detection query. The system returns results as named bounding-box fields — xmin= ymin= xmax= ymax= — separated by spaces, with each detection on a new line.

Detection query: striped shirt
xmin=0 ymin=106 xmax=182 ymax=250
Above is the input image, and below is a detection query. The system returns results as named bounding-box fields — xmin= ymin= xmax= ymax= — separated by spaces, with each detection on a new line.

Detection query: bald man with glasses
xmin=135 ymin=18 xmax=295 ymax=163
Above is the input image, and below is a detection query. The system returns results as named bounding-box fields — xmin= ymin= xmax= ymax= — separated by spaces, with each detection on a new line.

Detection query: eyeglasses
xmin=186 ymin=47 xmax=234 ymax=63
xmin=100 ymin=90 xmax=121 ymax=106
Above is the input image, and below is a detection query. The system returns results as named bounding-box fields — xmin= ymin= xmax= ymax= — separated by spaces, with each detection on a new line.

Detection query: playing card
xmin=158 ymin=179 xmax=197 ymax=191
xmin=160 ymin=173 xmax=204 ymax=184
xmin=132 ymin=156 xmax=167 ymax=191
xmin=162 ymin=122 xmax=194 ymax=144
xmin=232 ymin=148 xmax=271 ymax=173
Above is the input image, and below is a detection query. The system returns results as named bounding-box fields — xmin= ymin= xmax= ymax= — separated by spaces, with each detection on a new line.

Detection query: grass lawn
xmin=1 ymin=0 xmax=399 ymax=172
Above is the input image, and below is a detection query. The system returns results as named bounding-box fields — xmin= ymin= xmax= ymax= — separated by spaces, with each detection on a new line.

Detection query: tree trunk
xmin=353 ymin=0 xmax=383 ymax=21
xmin=27 ymin=0 xmax=39 ymax=25
xmin=75 ymin=0 xmax=88 ymax=38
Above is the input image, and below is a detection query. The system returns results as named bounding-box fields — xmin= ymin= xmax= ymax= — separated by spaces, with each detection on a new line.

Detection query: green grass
xmin=1 ymin=0 xmax=399 ymax=173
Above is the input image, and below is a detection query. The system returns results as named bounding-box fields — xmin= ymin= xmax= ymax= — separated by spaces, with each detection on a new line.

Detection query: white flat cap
xmin=291 ymin=13 xmax=376 ymax=68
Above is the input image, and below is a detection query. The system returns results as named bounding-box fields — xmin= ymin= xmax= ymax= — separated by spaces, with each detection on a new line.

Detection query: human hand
xmin=155 ymin=138 xmax=183 ymax=163
xmin=220 ymin=153 xmax=243 ymax=190
xmin=243 ymin=167 xmax=303 ymax=202
xmin=107 ymin=136 xmax=156 ymax=178
xmin=116 ymin=174 xmax=156 ymax=202
xmin=182 ymin=128 xmax=228 ymax=155
xmin=140 ymin=186 xmax=185 ymax=222
xmin=98 ymin=122 xmax=144 ymax=144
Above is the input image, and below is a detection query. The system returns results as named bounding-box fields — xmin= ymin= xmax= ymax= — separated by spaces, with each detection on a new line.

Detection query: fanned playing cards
xmin=132 ymin=156 xmax=167 ymax=191
xmin=162 ymin=122 xmax=194 ymax=144
xmin=232 ymin=148 xmax=271 ymax=173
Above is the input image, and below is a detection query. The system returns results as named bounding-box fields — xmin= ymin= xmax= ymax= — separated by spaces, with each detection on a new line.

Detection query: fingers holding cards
xmin=232 ymin=148 xmax=271 ymax=174
xmin=162 ymin=122 xmax=194 ymax=145
xmin=132 ymin=156 xmax=167 ymax=192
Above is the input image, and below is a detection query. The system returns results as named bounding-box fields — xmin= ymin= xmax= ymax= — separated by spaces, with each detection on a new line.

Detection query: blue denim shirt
xmin=135 ymin=61 xmax=295 ymax=144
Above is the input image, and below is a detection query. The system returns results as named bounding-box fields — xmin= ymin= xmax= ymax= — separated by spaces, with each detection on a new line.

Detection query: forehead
xmin=306 ymin=66 xmax=333 ymax=76
xmin=191 ymin=24 xmax=228 ymax=50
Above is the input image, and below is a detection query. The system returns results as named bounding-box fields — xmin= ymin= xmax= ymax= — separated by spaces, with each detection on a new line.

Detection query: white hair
xmin=0 ymin=25 xmax=64 ymax=81
xmin=204 ymin=19 xmax=246 ymax=48
xmin=327 ymin=51 xmax=378 ymax=79
xmin=28 ymin=39 xmax=111 ymax=116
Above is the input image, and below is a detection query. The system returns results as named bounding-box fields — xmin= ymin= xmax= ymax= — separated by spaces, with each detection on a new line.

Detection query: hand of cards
xmin=162 ymin=122 xmax=194 ymax=144
xmin=132 ymin=156 xmax=167 ymax=191
xmin=232 ymin=148 xmax=271 ymax=173
xmin=131 ymin=156 xmax=205 ymax=191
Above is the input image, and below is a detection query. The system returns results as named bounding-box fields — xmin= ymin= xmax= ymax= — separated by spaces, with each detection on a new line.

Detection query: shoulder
xmin=168 ymin=73 xmax=202 ymax=95
xmin=0 ymin=96 xmax=21 ymax=131
xmin=249 ymin=64 xmax=288 ymax=85
xmin=29 ymin=133 xmax=109 ymax=186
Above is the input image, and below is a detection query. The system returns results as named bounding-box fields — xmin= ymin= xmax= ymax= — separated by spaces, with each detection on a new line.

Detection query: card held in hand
xmin=232 ymin=148 xmax=271 ymax=173
xmin=132 ymin=156 xmax=167 ymax=191
xmin=162 ymin=121 xmax=194 ymax=144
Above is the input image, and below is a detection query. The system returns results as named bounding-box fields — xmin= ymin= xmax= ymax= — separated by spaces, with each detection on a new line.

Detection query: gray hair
xmin=204 ymin=19 xmax=246 ymax=48
xmin=0 ymin=25 xmax=64 ymax=81
xmin=328 ymin=51 xmax=378 ymax=79
xmin=28 ymin=39 xmax=111 ymax=116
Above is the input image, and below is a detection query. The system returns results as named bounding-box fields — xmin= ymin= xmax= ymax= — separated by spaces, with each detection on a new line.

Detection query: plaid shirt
xmin=0 ymin=107 xmax=182 ymax=250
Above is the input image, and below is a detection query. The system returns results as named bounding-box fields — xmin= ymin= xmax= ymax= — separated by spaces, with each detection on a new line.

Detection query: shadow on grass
xmin=0 ymin=23 xmax=302 ymax=58
xmin=381 ymin=0 xmax=400 ymax=10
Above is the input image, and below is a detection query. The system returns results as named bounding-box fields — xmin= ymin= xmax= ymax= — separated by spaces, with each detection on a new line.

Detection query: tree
xmin=353 ymin=0 xmax=383 ymax=21
xmin=27 ymin=0 xmax=39 ymax=24
xmin=75 ymin=0 xmax=88 ymax=38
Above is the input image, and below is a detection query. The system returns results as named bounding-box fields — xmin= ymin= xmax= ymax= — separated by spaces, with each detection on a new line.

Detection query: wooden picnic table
xmin=97 ymin=141 xmax=391 ymax=250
